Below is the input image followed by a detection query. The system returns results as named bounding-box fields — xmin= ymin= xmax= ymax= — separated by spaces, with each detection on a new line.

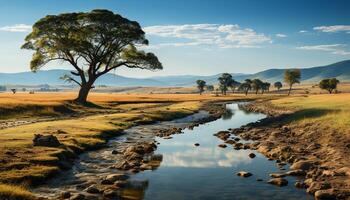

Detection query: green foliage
xmin=261 ymin=82 xmax=271 ymax=93
xmin=205 ymin=85 xmax=214 ymax=92
xmin=218 ymin=73 xmax=233 ymax=95
xmin=274 ymin=81 xmax=283 ymax=90
xmin=319 ymin=78 xmax=340 ymax=94
xmin=251 ymin=79 xmax=263 ymax=94
xmin=284 ymin=69 xmax=301 ymax=95
xmin=22 ymin=9 xmax=162 ymax=103
xmin=238 ymin=82 xmax=251 ymax=95
xmin=196 ymin=80 xmax=206 ymax=95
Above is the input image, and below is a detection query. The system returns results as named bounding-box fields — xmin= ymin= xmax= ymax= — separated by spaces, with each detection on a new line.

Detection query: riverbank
xmin=0 ymin=93 xmax=246 ymax=199
xmin=237 ymin=94 xmax=350 ymax=199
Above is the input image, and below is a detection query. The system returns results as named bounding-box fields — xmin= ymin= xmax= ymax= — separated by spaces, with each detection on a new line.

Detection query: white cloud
xmin=144 ymin=24 xmax=271 ymax=48
xmin=297 ymin=44 xmax=350 ymax=55
xmin=275 ymin=33 xmax=287 ymax=38
xmin=0 ymin=24 xmax=31 ymax=32
xmin=313 ymin=25 xmax=350 ymax=33
xmin=299 ymin=30 xmax=308 ymax=33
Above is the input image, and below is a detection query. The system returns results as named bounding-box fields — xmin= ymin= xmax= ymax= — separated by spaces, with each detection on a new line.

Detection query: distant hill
xmin=0 ymin=60 xmax=349 ymax=87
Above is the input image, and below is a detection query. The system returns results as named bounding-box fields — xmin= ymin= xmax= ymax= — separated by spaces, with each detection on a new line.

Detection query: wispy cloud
xmin=299 ymin=30 xmax=308 ymax=33
xmin=0 ymin=24 xmax=31 ymax=32
xmin=297 ymin=44 xmax=350 ymax=55
xmin=313 ymin=25 xmax=350 ymax=33
xmin=275 ymin=33 xmax=287 ymax=38
xmin=144 ymin=24 xmax=271 ymax=48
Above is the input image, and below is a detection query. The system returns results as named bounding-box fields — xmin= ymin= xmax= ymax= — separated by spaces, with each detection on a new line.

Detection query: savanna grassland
xmin=0 ymin=92 xmax=251 ymax=199
xmin=0 ymin=90 xmax=349 ymax=199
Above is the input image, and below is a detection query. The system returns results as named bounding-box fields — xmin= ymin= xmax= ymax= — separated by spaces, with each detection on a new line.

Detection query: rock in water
xmin=194 ymin=143 xmax=200 ymax=146
xmin=267 ymin=178 xmax=288 ymax=186
xmin=290 ymin=160 xmax=314 ymax=171
xmin=218 ymin=144 xmax=227 ymax=148
xmin=236 ymin=171 xmax=252 ymax=177
xmin=248 ymin=153 xmax=256 ymax=158
xmin=33 ymin=134 xmax=61 ymax=147
xmin=314 ymin=189 xmax=336 ymax=200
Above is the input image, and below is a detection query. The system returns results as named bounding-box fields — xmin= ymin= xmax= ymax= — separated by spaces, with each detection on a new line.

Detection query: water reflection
xmin=222 ymin=108 xmax=234 ymax=120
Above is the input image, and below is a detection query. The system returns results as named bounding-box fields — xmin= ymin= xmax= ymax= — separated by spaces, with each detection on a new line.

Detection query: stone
xmin=248 ymin=153 xmax=256 ymax=158
xmin=105 ymin=174 xmax=129 ymax=182
xmin=103 ymin=188 xmax=119 ymax=199
xmin=111 ymin=150 xmax=119 ymax=154
xmin=269 ymin=173 xmax=286 ymax=178
xmin=194 ymin=143 xmax=200 ymax=146
xmin=285 ymin=169 xmax=306 ymax=176
xmin=236 ymin=171 xmax=252 ymax=177
xmin=218 ymin=144 xmax=227 ymax=148
xmin=295 ymin=181 xmax=306 ymax=188
xmin=33 ymin=134 xmax=61 ymax=147
xmin=314 ymin=189 xmax=336 ymax=200
xmin=267 ymin=178 xmax=288 ymax=186
xmin=84 ymin=185 xmax=100 ymax=194
xmin=307 ymin=181 xmax=331 ymax=195
xmin=290 ymin=160 xmax=314 ymax=171
xmin=61 ymin=191 xmax=71 ymax=199
xmin=69 ymin=193 xmax=85 ymax=200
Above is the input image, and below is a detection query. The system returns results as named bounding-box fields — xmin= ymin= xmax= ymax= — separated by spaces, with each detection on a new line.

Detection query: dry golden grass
xmin=0 ymin=184 xmax=34 ymax=200
xmin=271 ymin=93 xmax=350 ymax=132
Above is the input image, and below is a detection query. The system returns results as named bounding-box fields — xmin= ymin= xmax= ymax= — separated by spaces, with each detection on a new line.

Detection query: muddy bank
xmin=230 ymin=102 xmax=350 ymax=199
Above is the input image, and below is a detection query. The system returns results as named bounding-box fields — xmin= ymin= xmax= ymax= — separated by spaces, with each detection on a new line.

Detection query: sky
xmin=0 ymin=0 xmax=349 ymax=77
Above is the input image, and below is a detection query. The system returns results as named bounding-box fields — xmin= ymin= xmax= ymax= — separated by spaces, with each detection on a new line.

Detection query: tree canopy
xmin=284 ymin=69 xmax=301 ymax=95
xmin=22 ymin=9 xmax=162 ymax=103
xmin=274 ymin=81 xmax=283 ymax=90
xmin=196 ymin=79 xmax=206 ymax=95
xmin=218 ymin=73 xmax=233 ymax=95
xmin=319 ymin=78 xmax=339 ymax=94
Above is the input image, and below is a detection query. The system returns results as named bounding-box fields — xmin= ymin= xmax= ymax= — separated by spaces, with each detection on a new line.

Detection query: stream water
xmin=35 ymin=103 xmax=313 ymax=200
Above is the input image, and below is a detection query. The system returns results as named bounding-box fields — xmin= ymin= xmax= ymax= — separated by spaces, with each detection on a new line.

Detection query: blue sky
xmin=0 ymin=0 xmax=349 ymax=77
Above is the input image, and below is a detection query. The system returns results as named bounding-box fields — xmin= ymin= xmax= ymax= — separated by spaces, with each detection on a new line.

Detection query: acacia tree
xmin=22 ymin=10 xmax=162 ymax=104
xmin=205 ymin=85 xmax=214 ymax=92
xmin=319 ymin=78 xmax=339 ymax=94
xmin=228 ymin=79 xmax=240 ymax=93
xmin=196 ymin=80 xmax=206 ymax=95
xmin=284 ymin=69 xmax=301 ymax=96
xmin=251 ymin=79 xmax=263 ymax=94
xmin=218 ymin=73 xmax=233 ymax=95
xmin=274 ymin=81 xmax=283 ymax=91
xmin=239 ymin=82 xmax=251 ymax=96
xmin=261 ymin=82 xmax=271 ymax=94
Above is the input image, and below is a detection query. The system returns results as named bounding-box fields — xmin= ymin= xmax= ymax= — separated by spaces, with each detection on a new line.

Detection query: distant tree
xmin=284 ymin=69 xmax=301 ymax=95
xmin=22 ymin=9 xmax=162 ymax=104
xmin=196 ymin=80 xmax=206 ymax=95
xmin=261 ymin=82 xmax=271 ymax=94
xmin=11 ymin=89 xmax=16 ymax=94
xmin=218 ymin=73 xmax=233 ymax=95
xmin=228 ymin=79 xmax=240 ymax=93
xmin=239 ymin=82 xmax=251 ymax=96
xmin=251 ymin=79 xmax=263 ymax=94
xmin=22 ymin=88 xmax=27 ymax=92
xmin=319 ymin=78 xmax=340 ymax=94
xmin=274 ymin=81 xmax=283 ymax=91
xmin=205 ymin=85 xmax=214 ymax=92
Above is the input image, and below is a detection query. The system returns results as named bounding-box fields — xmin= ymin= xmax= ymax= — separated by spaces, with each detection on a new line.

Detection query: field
xmin=0 ymin=91 xmax=349 ymax=198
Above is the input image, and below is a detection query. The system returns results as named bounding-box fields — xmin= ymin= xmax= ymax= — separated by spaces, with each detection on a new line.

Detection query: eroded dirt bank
xmin=232 ymin=101 xmax=350 ymax=200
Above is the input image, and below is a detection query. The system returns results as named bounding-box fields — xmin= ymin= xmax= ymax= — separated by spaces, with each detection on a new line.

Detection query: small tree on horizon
xmin=274 ymin=81 xmax=283 ymax=91
xmin=261 ymin=82 xmax=271 ymax=94
xmin=228 ymin=79 xmax=240 ymax=93
xmin=251 ymin=79 xmax=263 ymax=94
xmin=22 ymin=9 xmax=162 ymax=104
xmin=206 ymin=85 xmax=214 ymax=92
xmin=319 ymin=78 xmax=340 ymax=94
xmin=196 ymin=80 xmax=206 ymax=95
xmin=284 ymin=69 xmax=301 ymax=95
xmin=218 ymin=73 xmax=233 ymax=95
xmin=239 ymin=82 xmax=251 ymax=96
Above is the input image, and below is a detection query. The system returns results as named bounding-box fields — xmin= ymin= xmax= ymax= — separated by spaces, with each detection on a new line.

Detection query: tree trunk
xmin=288 ymin=85 xmax=292 ymax=96
xmin=75 ymin=82 xmax=94 ymax=104
xmin=245 ymin=90 xmax=248 ymax=96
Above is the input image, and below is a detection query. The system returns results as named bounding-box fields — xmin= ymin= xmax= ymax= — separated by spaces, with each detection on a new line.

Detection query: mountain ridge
xmin=0 ymin=60 xmax=349 ymax=86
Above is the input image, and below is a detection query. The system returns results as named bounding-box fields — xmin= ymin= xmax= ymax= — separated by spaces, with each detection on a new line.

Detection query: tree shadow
xmin=281 ymin=108 xmax=337 ymax=124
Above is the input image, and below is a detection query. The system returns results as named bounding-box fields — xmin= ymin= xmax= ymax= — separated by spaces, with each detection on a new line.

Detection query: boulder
xmin=218 ymin=144 xmax=227 ymax=148
xmin=285 ymin=169 xmax=306 ymax=176
xmin=84 ymin=185 xmax=100 ymax=194
xmin=236 ymin=171 xmax=252 ymax=177
xmin=248 ymin=153 xmax=256 ymax=158
xmin=314 ymin=189 xmax=336 ymax=200
xmin=307 ymin=181 xmax=331 ymax=195
xmin=61 ymin=191 xmax=71 ymax=199
xmin=33 ymin=134 xmax=61 ymax=147
xmin=295 ymin=181 xmax=306 ymax=188
xmin=267 ymin=178 xmax=288 ymax=186
xmin=290 ymin=160 xmax=314 ymax=171
xmin=269 ymin=173 xmax=286 ymax=178
xmin=105 ymin=174 xmax=129 ymax=182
